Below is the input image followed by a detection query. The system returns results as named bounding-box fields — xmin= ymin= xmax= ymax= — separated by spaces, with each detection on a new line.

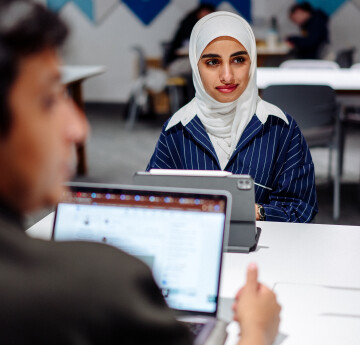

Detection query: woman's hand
xmin=255 ymin=204 xmax=259 ymax=221
xmin=232 ymin=263 xmax=281 ymax=345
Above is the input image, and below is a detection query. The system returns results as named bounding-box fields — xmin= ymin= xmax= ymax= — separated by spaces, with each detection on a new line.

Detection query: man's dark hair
xmin=289 ymin=2 xmax=314 ymax=15
xmin=0 ymin=0 xmax=68 ymax=137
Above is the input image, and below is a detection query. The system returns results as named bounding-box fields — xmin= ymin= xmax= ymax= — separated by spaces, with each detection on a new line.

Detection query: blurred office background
xmin=40 ymin=0 xmax=360 ymax=103
xmin=33 ymin=0 xmax=360 ymax=226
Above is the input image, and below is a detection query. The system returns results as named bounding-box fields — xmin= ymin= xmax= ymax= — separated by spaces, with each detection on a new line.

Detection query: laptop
xmin=52 ymin=183 xmax=231 ymax=345
xmin=133 ymin=170 xmax=261 ymax=253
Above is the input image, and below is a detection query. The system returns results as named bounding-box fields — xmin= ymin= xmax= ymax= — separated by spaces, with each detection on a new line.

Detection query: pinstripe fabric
xmin=147 ymin=114 xmax=318 ymax=223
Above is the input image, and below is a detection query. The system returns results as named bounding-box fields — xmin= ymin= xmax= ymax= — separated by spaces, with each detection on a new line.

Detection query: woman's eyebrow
xmin=230 ymin=51 xmax=248 ymax=57
xmin=201 ymin=53 xmax=220 ymax=59
xmin=201 ymin=51 xmax=248 ymax=59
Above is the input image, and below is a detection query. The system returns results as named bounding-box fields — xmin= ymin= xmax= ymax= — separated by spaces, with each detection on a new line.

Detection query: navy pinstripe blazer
xmin=147 ymin=113 xmax=318 ymax=223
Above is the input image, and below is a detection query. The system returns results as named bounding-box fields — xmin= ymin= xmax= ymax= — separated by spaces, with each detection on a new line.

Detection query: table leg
xmin=68 ymin=82 xmax=87 ymax=175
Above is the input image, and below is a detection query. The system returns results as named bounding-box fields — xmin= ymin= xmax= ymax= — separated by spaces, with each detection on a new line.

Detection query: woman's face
xmin=198 ymin=36 xmax=251 ymax=103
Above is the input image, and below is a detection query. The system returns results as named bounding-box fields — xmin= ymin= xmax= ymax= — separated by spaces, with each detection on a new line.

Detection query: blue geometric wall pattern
xmin=200 ymin=0 xmax=252 ymax=22
xmin=122 ymin=0 xmax=171 ymax=25
xmin=95 ymin=0 xmax=119 ymax=24
xmin=47 ymin=0 xmax=120 ymax=24
xmin=297 ymin=0 xmax=348 ymax=15
xmin=47 ymin=0 xmax=94 ymax=22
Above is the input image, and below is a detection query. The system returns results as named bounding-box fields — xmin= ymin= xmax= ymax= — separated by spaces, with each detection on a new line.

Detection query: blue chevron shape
xmin=297 ymin=0 xmax=348 ymax=15
xmin=200 ymin=0 xmax=252 ymax=22
xmin=122 ymin=0 xmax=171 ymax=25
xmin=47 ymin=0 xmax=94 ymax=22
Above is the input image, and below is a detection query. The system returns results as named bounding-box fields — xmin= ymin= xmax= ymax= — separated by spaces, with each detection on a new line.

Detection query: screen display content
xmin=54 ymin=188 xmax=226 ymax=313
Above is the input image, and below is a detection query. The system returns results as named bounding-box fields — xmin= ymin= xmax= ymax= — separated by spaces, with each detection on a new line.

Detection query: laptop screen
xmin=53 ymin=184 xmax=228 ymax=314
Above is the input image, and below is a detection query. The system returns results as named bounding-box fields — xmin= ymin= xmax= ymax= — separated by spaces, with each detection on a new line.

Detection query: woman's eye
xmin=206 ymin=59 xmax=220 ymax=66
xmin=233 ymin=56 xmax=246 ymax=64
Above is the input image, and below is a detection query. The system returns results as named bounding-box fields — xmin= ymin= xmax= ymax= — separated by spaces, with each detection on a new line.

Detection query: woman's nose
xmin=219 ymin=63 xmax=235 ymax=84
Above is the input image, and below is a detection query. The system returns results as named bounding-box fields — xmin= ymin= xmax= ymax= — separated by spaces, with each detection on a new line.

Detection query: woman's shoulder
xmin=263 ymin=113 xmax=304 ymax=145
xmin=162 ymin=117 xmax=183 ymax=134
xmin=265 ymin=112 xmax=299 ymax=131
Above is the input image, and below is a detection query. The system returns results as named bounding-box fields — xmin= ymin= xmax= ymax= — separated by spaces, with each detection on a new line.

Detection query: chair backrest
xmin=261 ymin=85 xmax=337 ymax=130
xmin=280 ymin=59 xmax=340 ymax=70
xmin=351 ymin=63 xmax=360 ymax=69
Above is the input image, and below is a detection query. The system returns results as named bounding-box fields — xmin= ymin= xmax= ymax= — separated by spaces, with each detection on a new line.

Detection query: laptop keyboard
xmin=182 ymin=321 xmax=206 ymax=337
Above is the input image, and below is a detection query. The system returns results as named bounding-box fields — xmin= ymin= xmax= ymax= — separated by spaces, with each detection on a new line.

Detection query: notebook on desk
xmin=133 ymin=170 xmax=261 ymax=253
xmin=52 ymin=183 xmax=231 ymax=345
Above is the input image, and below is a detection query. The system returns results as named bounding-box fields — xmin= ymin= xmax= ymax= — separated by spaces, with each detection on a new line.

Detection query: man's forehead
xmin=17 ymin=49 xmax=61 ymax=88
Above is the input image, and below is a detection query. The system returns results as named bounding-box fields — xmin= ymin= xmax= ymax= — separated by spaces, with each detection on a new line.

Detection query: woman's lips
xmin=216 ymin=84 xmax=238 ymax=93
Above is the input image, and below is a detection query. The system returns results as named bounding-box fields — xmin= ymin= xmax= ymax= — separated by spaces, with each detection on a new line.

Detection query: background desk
xmin=256 ymin=44 xmax=290 ymax=67
xmin=61 ymin=65 xmax=106 ymax=175
xmin=27 ymin=216 xmax=360 ymax=345
xmin=257 ymin=67 xmax=360 ymax=94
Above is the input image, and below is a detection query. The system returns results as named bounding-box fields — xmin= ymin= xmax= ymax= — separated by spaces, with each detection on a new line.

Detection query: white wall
xmin=49 ymin=0 xmax=360 ymax=103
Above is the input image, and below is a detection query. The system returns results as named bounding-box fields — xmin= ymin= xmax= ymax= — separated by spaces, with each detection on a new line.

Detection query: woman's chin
xmin=213 ymin=93 xmax=240 ymax=103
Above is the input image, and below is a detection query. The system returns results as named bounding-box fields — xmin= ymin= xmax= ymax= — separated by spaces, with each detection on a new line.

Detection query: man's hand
xmin=232 ymin=263 xmax=281 ymax=345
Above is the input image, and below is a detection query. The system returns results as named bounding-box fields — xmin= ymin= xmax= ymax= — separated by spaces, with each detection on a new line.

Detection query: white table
xmin=256 ymin=43 xmax=290 ymax=56
xmin=221 ymin=221 xmax=360 ymax=345
xmin=27 ymin=216 xmax=360 ymax=345
xmin=256 ymin=44 xmax=290 ymax=67
xmin=257 ymin=67 xmax=360 ymax=92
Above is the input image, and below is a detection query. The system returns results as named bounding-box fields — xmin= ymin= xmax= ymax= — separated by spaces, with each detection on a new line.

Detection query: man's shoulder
xmin=0 ymin=223 xmax=152 ymax=297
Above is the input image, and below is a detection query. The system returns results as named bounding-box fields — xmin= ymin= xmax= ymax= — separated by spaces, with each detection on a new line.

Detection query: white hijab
xmin=166 ymin=11 xmax=288 ymax=161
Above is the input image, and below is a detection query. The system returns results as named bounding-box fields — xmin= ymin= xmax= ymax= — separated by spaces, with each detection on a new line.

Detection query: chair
xmin=342 ymin=63 xmax=360 ymax=120
xmin=343 ymin=62 xmax=360 ymax=198
xmin=262 ymin=85 xmax=341 ymax=220
xmin=125 ymin=46 xmax=186 ymax=130
xmin=279 ymin=59 xmax=340 ymax=69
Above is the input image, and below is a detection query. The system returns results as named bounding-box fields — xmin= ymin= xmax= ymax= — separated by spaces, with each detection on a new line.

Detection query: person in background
xmin=147 ymin=11 xmax=318 ymax=223
xmin=0 ymin=1 xmax=280 ymax=344
xmin=164 ymin=3 xmax=215 ymax=68
xmin=164 ymin=3 xmax=215 ymax=101
xmin=286 ymin=2 xmax=329 ymax=59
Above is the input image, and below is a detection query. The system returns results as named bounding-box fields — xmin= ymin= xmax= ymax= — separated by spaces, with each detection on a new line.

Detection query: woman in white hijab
xmin=147 ymin=11 xmax=318 ymax=223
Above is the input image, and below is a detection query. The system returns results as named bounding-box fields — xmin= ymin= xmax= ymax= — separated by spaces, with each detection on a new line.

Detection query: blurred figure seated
xmin=163 ymin=3 xmax=215 ymax=101
xmin=286 ymin=2 xmax=329 ymax=59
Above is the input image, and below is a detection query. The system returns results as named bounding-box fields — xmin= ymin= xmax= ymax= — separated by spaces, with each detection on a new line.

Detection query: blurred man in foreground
xmin=0 ymin=1 xmax=280 ymax=344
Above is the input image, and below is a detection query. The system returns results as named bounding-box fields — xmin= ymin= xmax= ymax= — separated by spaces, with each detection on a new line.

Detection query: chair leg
xmin=333 ymin=145 xmax=341 ymax=221
xmin=327 ymin=145 xmax=333 ymax=182
xmin=125 ymin=96 xmax=139 ymax=130
xmin=125 ymin=78 xmax=145 ymax=130
xmin=339 ymin=122 xmax=346 ymax=176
